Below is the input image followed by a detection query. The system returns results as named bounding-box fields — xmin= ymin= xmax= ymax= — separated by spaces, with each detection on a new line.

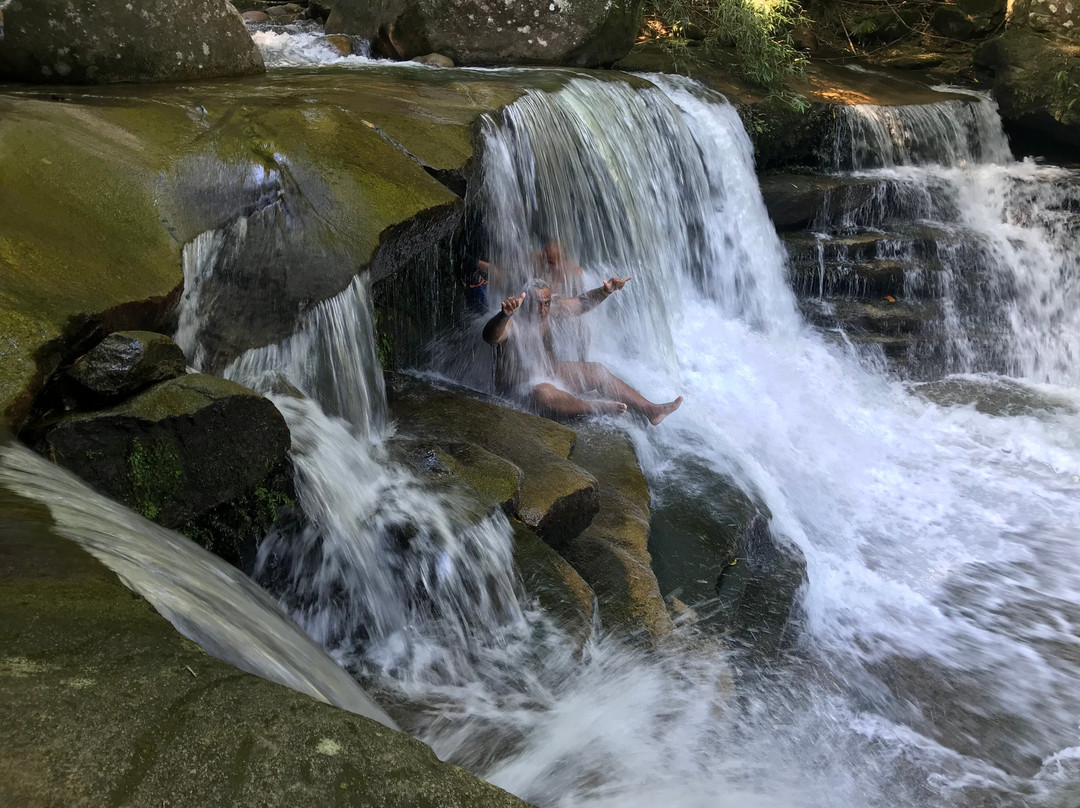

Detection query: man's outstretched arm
xmin=556 ymin=276 xmax=632 ymax=317
xmin=482 ymin=293 xmax=525 ymax=344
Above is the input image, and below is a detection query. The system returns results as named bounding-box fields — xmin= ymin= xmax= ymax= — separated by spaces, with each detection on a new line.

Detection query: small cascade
xmin=788 ymin=92 xmax=1080 ymax=383
xmin=0 ymin=443 xmax=396 ymax=729
xmin=249 ymin=22 xmax=375 ymax=68
xmin=213 ymin=277 xmax=534 ymax=689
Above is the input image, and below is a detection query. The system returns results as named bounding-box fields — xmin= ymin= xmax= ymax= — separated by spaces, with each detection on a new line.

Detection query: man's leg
xmin=531 ymin=383 xmax=627 ymax=419
xmin=557 ymin=361 xmax=682 ymax=425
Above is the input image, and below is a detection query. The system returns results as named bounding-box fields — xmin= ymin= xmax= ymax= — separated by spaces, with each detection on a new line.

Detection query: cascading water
xmin=0 ymin=443 xmax=396 ymax=729
xmin=161 ymin=68 xmax=1080 ymax=807
xmin=819 ymin=91 xmax=1080 ymax=381
xmin=424 ymin=75 xmax=1080 ymax=806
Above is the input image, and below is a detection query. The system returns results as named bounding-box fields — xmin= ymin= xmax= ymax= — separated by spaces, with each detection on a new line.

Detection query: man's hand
xmin=603 ymin=276 xmax=632 ymax=294
xmin=502 ymin=292 xmax=526 ymax=316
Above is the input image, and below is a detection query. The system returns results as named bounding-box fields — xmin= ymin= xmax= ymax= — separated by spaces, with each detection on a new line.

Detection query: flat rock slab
xmin=42 ymin=373 xmax=290 ymax=527
xmin=0 ymin=489 xmax=533 ymax=808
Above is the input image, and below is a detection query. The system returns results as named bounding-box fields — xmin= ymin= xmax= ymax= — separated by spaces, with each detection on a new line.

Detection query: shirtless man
xmin=482 ymin=276 xmax=683 ymax=426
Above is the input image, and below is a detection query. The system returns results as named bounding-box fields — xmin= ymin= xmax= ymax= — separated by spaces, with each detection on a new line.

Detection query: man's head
xmin=524 ymin=278 xmax=552 ymax=321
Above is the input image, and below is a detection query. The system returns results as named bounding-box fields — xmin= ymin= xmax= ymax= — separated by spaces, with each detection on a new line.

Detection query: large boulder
xmin=39 ymin=373 xmax=293 ymax=565
xmin=328 ymin=0 xmax=642 ymax=66
xmin=0 ymin=0 xmax=265 ymax=84
xmin=0 ymin=489 xmax=533 ymax=808
xmin=975 ymin=29 xmax=1080 ymax=159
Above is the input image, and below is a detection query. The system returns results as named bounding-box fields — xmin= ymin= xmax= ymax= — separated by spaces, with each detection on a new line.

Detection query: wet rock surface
xmin=0 ymin=490 xmax=533 ymax=808
xmin=563 ymin=426 xmax=673 ymax=638
xmin=66 ymin=331 xmax=187 ymax=403
xmin=39 ymin=373 xmax=293 ymax=565
xmin=388 ymin=377 xmax=677 ymax=638
xmin=760 ymin=174 xmax=878 ymax=231
xmin=0 ymin=0 xmax=265 ymax=84
xmin=649 ymin=459 xmax=805 ymax=655
xmin=388 ymin=376 xmax=598 ymax=545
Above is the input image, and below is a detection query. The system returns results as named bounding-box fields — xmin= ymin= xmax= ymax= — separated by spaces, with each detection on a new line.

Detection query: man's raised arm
xmin=482 ymin=292 xmax=526 ymax=344
xmin=556 ymin=276 xmax=632 ymax=317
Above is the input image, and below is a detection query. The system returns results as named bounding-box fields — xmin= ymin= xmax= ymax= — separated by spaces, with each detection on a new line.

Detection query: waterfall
xmin=159 ymin=69 xmax=1080 ymax=807
xmin=823 ymin=92 xmax=1080 ymax=382
xmin=440 ymin=75 xmax=1080 ymax=806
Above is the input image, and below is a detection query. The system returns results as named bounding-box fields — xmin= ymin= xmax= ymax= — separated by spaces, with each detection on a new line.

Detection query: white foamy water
xmin=827 ymin=93 xmax=1080 ymax=382
xmin=167 ymin=68 xmax=1080 ymax=807
xmin=440 ymin=76 xmax=1080 ymax=806
xmin=250 ymin=24 xmax=376 ymax=68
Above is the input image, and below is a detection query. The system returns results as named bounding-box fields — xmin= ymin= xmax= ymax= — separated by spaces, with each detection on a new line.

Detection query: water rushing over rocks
xmin=821 ymin=92 xmax=1080 ymax=382
xmin=10 ymin=65 xmax=1080 ymax=808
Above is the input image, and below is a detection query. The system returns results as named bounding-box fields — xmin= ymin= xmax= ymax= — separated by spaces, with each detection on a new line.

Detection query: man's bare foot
xmin=591 ymin=400 xmax=629 ymax=416
xmin=649 ymin=396 xmax=683 ymax=426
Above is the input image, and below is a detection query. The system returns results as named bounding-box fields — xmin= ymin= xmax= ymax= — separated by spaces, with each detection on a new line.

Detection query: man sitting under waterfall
xmin=482 ymin=276 xmax=683 ymax=425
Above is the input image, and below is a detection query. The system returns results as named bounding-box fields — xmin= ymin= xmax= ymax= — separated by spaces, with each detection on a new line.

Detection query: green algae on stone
xmin=387 ymin=377 xmax=598 ymax=545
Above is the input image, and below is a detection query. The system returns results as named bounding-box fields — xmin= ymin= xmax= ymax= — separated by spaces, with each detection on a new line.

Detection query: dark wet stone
xmin=66 ymin=331 xmax=186 ymax=403
xmin=40 ymin=374 xmax=293 ymax=565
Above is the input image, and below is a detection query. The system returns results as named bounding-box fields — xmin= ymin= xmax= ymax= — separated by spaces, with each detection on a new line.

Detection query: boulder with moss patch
xmin=0 ymin=489 xmax=534 ymax=808
xmin=39 ymin=373 xmax=293 ymax=566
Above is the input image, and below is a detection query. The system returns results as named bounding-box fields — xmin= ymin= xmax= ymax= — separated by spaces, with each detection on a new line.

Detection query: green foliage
xmin=253 ymin=486 xmax=295 ymax=523
xmin=646 ymin=0 xmax=809 ymax=100
xmin=1052 ymin=69 xmax=1080 ymax=124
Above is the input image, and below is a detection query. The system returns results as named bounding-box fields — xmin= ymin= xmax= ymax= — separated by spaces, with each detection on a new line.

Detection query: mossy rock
xmin=387 ymin=376 xmax=599 ymax=545
xmin=510 ymin=519 xmax=595 ymax=647
xmin=562 ymin=425 xmax=673 ymax=638
xmin=39 ymin=374 xmax=292 ymax=565
xmin=0 ymin=69 xmax=552 ymax=425
xmin=0 ymin=488 xmax=533 ymax=808
xmin=975 ymin=29 xmax=1080 ymax=160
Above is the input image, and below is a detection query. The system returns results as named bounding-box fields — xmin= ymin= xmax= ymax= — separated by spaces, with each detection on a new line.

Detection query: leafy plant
xmin=645 ymin=0 xmax=809 ymax=102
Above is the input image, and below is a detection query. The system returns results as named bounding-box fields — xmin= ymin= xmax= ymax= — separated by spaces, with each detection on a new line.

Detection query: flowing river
xmin=6 ymin=40 xmax=1080 ymax=807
